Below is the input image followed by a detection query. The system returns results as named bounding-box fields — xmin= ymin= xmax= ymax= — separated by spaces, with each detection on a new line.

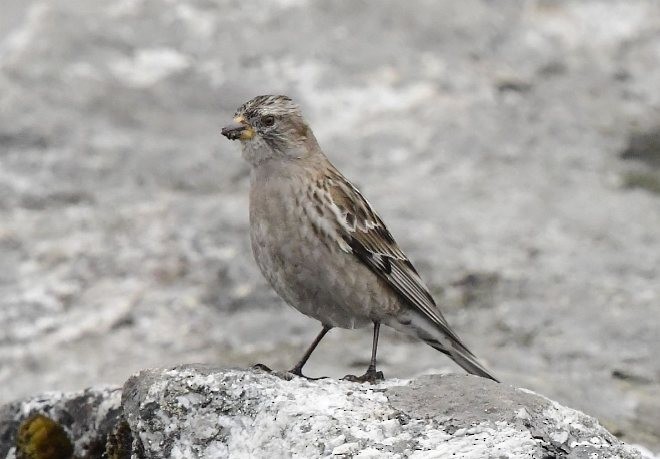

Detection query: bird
xmin=221 ymin=95 xmax=498 ymax=383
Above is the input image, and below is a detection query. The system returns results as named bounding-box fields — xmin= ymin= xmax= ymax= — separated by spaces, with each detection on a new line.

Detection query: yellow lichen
xmin=16 ymin=414 xmax=73 ymax=459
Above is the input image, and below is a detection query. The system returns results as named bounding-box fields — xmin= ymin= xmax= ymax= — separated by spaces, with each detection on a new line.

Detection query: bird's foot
xmin=288 ymin=367 xmax=328 ymax=381
xmin=342 ymin=368 xmax=384 ymax=384
xmin=252 ymin=363 xmax=274 ymax=373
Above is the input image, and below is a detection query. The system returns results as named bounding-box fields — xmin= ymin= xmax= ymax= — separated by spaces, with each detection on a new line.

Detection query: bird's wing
xmin=318 ymin=167 xmax=468 ymax=348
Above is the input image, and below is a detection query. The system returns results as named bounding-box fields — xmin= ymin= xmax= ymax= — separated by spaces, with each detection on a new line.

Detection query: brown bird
xmin=222 ymin=95 xmax=498 ymax=383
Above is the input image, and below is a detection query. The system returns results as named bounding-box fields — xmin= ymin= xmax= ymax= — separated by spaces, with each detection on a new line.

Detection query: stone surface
xmin=1 ymin=0 xmax=660 ymax=454
xmin=1 ymin=367 xmax=653 ymax=458
xmin=0 ymin=386 xmax=122 ymax=458
xmin=125 ymin=366 xmax=643 ymax=458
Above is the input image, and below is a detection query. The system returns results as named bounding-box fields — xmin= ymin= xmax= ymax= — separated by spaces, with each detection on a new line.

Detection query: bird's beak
xmin=221 ymin=116 xmax=255 ymax=141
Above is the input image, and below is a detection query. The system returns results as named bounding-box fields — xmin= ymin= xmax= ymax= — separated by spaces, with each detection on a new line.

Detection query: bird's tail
xmin=387 ymin=312 xmax=499 ymax=383
xmin=424 ymin=335 xmax=499 ymax=382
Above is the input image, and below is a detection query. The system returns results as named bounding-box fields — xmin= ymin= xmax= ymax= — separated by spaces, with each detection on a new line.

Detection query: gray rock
xmin=119 ymin=366 xmax=648 ymax=458
xmin=0 ymin=366 xmax=655 ymax=458
xmin=0 ymin=386 xmax=122 ymax=458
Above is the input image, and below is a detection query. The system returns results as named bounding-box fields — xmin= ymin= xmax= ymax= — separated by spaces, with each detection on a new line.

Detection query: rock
xmin=0 ymin=366 xmax=653 ymax=458
xmin=0 ymin=387 xmax=122 ymax=458
xmin=15 ymin=414 xmax=73 ymax=459
xmin=123 ymin=366 xmax=651 ymax=458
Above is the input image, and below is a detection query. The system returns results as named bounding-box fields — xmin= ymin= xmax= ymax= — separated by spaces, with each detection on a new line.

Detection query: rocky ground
xmin=1 ymin=0 xmax=659 ymax=454
xmin=0 ymin=366 xmax=653 ymax=458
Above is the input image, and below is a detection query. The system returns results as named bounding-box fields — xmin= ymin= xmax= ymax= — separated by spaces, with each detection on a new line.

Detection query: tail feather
xmin=388 ymin=312 xmax=500 ymax=382
xmin=425 ymin=338 xmax=499 ymax=382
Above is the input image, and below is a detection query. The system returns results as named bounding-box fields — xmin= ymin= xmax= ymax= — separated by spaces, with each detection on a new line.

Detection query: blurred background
xmin=1 ymin=0 xmax=659 ymax=453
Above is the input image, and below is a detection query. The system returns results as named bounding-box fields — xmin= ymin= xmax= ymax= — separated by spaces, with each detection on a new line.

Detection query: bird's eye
xmin=261 ymin=115 xmax=275 ymax=127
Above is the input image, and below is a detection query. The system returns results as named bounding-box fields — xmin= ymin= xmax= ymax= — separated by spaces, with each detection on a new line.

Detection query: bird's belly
xmin=250 ymin=207 xmax=390 ymax=329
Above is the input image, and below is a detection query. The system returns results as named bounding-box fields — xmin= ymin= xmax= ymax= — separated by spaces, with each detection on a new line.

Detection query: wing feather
xmin=321 ymin=167 xmax=469 ymax=348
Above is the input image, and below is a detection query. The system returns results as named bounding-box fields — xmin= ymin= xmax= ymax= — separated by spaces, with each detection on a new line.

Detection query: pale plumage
xmin=222 ymin=95 xmax=498 ymax=383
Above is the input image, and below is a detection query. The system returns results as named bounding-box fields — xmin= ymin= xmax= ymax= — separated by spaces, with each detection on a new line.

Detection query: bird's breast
xmin=247 ymin=167 xmax=397 ymax=328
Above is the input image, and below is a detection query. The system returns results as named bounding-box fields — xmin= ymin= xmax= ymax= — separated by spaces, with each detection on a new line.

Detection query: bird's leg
xmin=288 ymin=325 xmax=332 ymax=380
xmin=343 ymin=322 xmax=385 ymax=384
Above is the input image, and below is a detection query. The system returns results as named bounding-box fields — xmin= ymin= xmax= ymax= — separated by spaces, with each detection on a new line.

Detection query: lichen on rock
xmin=0 ymin=367 xmax=653 ymax=458
xmin=15 ymin=414 xmax=72 ymax=459
xmin=0 ymin=387 xmax=122 ymax=459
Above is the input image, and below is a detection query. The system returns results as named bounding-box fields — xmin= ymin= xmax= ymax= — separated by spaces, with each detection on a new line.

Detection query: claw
xmin=342 ymin=369 xmax=384 ymax=384
xmin=288 ymin=368 xmax=329 ymax=381
xmin=252 ymin=363 xmax=273 ymax=372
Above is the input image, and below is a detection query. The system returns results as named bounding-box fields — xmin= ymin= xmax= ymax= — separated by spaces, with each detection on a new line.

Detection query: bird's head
xmin=221 ymin=95 xmax=318 ymax=166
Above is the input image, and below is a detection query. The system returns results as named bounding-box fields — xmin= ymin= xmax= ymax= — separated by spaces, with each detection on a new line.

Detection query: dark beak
xmin=221 ymin=121 xmax=245 ymax=140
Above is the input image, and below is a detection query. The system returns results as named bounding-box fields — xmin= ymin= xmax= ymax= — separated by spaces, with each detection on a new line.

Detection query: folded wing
xmin=317 ymin=166 xmax=498 ymax=382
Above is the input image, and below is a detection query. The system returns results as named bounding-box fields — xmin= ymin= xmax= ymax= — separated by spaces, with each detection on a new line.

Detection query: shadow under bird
xmin=221 ymin=95 xmax=498 ymax=383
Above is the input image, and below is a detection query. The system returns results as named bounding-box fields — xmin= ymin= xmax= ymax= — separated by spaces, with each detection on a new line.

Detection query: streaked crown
xmin=235 ymin=95 xmax=300 ymax=118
